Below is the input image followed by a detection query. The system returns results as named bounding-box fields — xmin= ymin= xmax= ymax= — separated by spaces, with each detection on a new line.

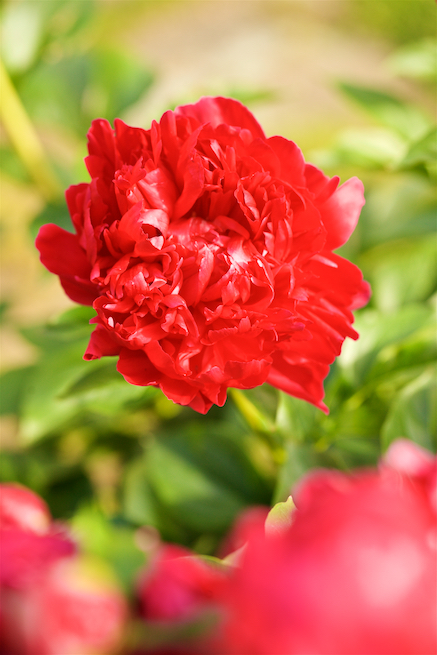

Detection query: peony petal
xmin=84 ymin=325 xmax=121 ymax=360
xmin=59 ymin=276 xmax=98 ymax=306
xmin=267 ymin=352 xmax=329 ymax=413
xmin=319 ymin=177 xmax=365 ymax=250
xmin=173 ymin=155 xmax=205 ymax=220
xmin=175 ymin=96 xmax=266 ymax=139
xmin=85 ymin=119 xmax=118 ymax=179
xmin=350 ymin=279 xmax=372 ymax=310
xmin=36 ymin=225 xmax=90 ymax=279
xmin=117 ymin=348 xmax=159 ymax=386
xmin=268 ymin=136 xmax=306 ymax=187
xmin=36 ymin=224 xmax=98 ymax=305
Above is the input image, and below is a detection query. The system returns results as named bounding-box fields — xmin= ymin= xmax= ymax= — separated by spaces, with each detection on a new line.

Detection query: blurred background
xmin=0 ymin=0 xmax=436 ymax=578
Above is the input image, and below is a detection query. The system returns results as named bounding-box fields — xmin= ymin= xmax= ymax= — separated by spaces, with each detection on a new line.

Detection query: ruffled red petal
xmin=174 ymin=96 xmax=266 ymax=139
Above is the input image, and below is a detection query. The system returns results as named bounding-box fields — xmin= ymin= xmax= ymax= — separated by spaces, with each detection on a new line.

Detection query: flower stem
xmin=0 ymin=58 xmax=61 ymax=201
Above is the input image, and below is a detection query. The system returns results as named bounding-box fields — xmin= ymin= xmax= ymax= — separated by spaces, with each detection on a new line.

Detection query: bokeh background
xmin=1 ymin=0 xmax=436 ymax=581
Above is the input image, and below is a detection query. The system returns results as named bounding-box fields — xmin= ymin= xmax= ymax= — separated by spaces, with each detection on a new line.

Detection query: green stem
xmin=229 ymin=388 xmax=275 ymax=435
xmin=0 ymin=58 xmax=61 ymax=200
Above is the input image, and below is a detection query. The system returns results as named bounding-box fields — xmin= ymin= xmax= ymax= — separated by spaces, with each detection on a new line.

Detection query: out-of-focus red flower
xmin=0 ymin=484 xmax=76 ymax=590
xmin=0 ymin=485 xmax=126 ymax=655
xmin=137 ymin=544 xmax=225 ymax=623
xmin=217 ymin=440 xmax=437 ymax=655
xmin=0 ymin=484 xmax=51 ymax=534
xmin=2 ymin=557 xmax=127 ymax=655
xmin=36 ymin=96 xmax=369 ymax=413
xmin=0 ymin=528 xmax=75 ymax=589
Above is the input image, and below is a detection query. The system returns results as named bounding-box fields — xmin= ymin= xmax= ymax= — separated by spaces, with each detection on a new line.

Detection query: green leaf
xmin=401 ymin=127 xmax=437 ymax=169
xmin=123 ymin=458 xmax=158 ymax=527
xmin=18 ymin=55 xmax=90 ymax=135
xmin=273 ymin=441 xmax=316 ymax=503
xmin=334 ymin=128 xmax=407 ymax=169
xmin=59 ymin=359 xmax=156 ymax=417
xmin=355 ymin=173 xmax=436 ymax=250
xmin=85 ymin=47 xmax=154 ymax=124
xmin=145 ymin=428 xmax=271 ymax=536
xmin=339 ymin=304 xmax=434 ymax=386
xmin=0 ymin=366 xmax=35 ymax=416
xmin=17 ymin=47 xmax=154 ymax=137
xmin=70 ymin=505 xmax=146 ymax=592
xmin=19 ymin=339 xmax=98 ymax=443
xmin=147 ymin=440 xmax=246 ymax=534
xmin=387 ymin=39 xmax=437 ymax=82
xmin=339 ymin=83 xmax=430 ymax=140
xmin=275 ymin=393 xmax=317 ymax=442
xmin=381 ymin=367 xmax=437 ymax=453
xmin=358 ymin=236 xmax=437 ymax=312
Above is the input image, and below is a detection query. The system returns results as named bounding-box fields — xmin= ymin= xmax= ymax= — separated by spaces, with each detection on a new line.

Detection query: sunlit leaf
xmin=334 ymin=128 xmax=407 ymax=168
xmin=386 ymin=38 xmax=437 ymax=82
xmin=339 ymin=83 xmax=431 ymax=140
xmin=400 ymin=127 xmax=437 ymax=169
xmin=1 ymin=2 xmax=46 ymax=73
xmin=339 ymin=304 xmax=434 ymax=385
xmin=358 ymin=236 xmax=437 ymax=312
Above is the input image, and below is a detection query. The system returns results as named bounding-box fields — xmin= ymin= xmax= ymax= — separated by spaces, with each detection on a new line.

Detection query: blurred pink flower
xmin=138 ymin=544 xmax=225 ymax=622
xmin=0 ymin=483 xmax=51 ymax=534
xmin=0 ymin=485 xmax=126 ymax=655
xmin=217 ymin=440 xmax=437 ymax=654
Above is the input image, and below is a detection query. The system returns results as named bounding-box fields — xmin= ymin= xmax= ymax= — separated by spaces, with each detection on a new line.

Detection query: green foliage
xmin=0 ymin=0 xmax=154 ymax=191
xmin=16 ymin=48 xmax=153 ymax=138
xmin=1 ymin=5 xmax=435 ymax=620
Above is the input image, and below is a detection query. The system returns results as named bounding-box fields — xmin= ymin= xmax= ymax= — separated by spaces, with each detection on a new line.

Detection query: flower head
xmin=0 ymin=484 xmax=126 ymax=655
xmin=137 ymin=544 xmax=225 ymax=623
xmin=36 ymin=97 xmax=370 ymax=413
xmin=218 ymin=440 xmax=437 ymax=655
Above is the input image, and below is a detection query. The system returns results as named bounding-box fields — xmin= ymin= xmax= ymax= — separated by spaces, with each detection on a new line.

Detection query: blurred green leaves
xmin=0 ymin=0 xmax=154 ymax=194
xmin=386 ymin=39 xmax=437 ymax=82
xmin=0 ymin=7 xmax=435 ymax=570
xmin=17 ymin=48 xmax=153 ymax=138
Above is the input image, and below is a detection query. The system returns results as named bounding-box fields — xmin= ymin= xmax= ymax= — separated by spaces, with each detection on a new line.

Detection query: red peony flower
xmin=0 ymin=484 xmax=51 ymax=535
xmin=36 ymin=97 xmax=370 ymax=413
xmin=1 ymin=556 xmax=127 ymax=655
xmin=0 ymin=484 xmax=126 ymax=655
xmin=217 ymin=440 xmax=437 ymax=655
xmin=137 ymin=544 xmax=225 ymax=622
xmin=0 ymin=484 xmax=75 ymax=590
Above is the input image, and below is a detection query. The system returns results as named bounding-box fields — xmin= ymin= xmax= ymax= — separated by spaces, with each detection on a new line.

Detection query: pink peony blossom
xmin=0 ymin=484 xmax=51 ymax=534
xmin=137 ymin=544 xmax=225 ymax=622
xmin=0 ymin=485 xmax=126 ymax=655
xmin=36 ymin=97 xmax=369 ymax=413
xmin=217 ymin=440 xmax=437 ymax=654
